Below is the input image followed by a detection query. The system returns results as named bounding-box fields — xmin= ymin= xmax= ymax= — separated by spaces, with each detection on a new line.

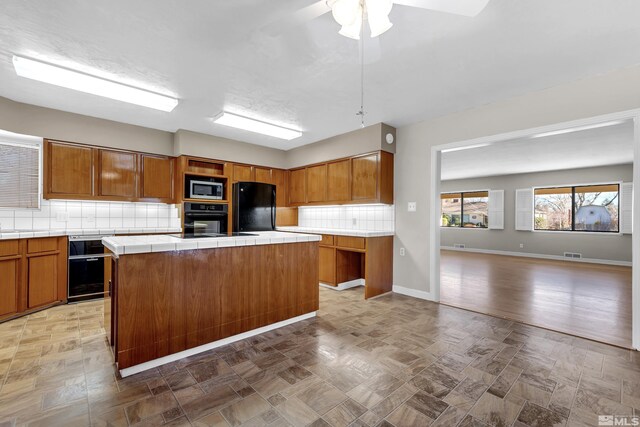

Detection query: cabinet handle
xmin=86 ymin=257 xmax=99 ymax=262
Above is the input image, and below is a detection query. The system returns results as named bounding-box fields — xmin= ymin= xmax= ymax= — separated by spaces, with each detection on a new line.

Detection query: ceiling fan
xmin=270 ymin=0 xmax=491 ymax=40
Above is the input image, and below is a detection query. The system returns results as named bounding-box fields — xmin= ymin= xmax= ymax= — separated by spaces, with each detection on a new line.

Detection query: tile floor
xmin=1 ymin=287 xmax=640 ymax=426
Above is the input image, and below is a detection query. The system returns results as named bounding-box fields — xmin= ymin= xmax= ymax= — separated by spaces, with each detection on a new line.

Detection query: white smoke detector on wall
xmin=386 ymin=133 xmax=394 ymax=144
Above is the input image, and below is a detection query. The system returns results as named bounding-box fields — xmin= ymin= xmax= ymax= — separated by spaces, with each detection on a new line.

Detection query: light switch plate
xmin=408 ymin=202 xmax=417 ymax=212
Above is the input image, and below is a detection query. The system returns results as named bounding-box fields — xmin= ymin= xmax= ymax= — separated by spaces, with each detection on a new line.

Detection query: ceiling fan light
xmin=339 ymin=15 xmax=362 ymax=39
xmin=368 ymin=15 xmax=392 ymax=37
xmin=331 ymin=0 xmax=360 ymax=26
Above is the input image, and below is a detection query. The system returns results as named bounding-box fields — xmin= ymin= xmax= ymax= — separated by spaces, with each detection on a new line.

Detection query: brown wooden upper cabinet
xmin=351 ymin=153 xmax=379 ymax=202
xmin=44 ymin=140 xmax=175 ymax=203
xmin=288 ymin=151 xmax=393 ymax=206
xmin=327 ymin=159 xmax=351 ymax=202
xmin=98 ymin=149 xmax=137 ymax=200
xmin=254 ymin=167 xmax=272 ymax=184
xmin=289 ymin=168 xmax=306 ymax=205
xmin=232 ymin=164 xmax=254 ymax=182
xmin=306 ymin=164 xmax=327 ymax=203
xmin=140 ymin=154 xmax=174 ymax=203
xmin=272 ymin=169 xmax=288 ymax=207
xmin=45 ymin=140 xmax=95 ymax=199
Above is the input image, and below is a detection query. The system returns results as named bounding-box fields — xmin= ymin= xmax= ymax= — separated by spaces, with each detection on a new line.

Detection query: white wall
xmin=0 ymin=97 xmax=174 ymax=155
xmin=440 ymin=164 xmax=633 ymax=262
xmin=395 ymin=64 xmax=640 ymax=293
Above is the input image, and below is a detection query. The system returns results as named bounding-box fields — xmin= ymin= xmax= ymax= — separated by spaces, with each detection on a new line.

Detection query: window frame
xmin=533 ymin=182 xmax=620 ymax=234
xmin=440 ymin=190 xmax=490 ymax=229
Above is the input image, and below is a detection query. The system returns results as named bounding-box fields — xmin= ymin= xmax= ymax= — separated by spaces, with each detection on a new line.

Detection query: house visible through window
xmin=0 ymin=139 xmax=41 ymax=209
xmin=441 ymin=191 xmax=489 ymax=228
xmin=534 ymin=184 xmax=619 ymax=232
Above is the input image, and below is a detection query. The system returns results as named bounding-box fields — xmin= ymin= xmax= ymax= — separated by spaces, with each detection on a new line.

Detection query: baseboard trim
xmin=393 ymin=285 xmax=436 ymax=302
xmin=441 ymin=246 xmax=632 ymax=267
xmin=119 ymin=311 xmax=317 ymax=378
xmin=320 ymin=279 xmax=365 ymax=291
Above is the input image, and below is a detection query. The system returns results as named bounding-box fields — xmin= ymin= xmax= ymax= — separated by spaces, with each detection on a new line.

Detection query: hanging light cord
xmin=356 ymin=2 xmax=365 ymax=127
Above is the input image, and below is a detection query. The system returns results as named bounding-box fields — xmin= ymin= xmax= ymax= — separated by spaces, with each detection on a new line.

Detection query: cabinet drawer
xmin=320 ymin=235 xmax=334 ymax=246
xmin=0 ymin=240 xmax=20 ymax=257
xmin=335 ymin=236 xmax=365 ymax=250
xmin=28 ymin=237 xmax=59 ymax=254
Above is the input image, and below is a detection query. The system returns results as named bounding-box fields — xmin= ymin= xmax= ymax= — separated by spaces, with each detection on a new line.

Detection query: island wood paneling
xmin=113 ymin=242 xmax=319 ymax=369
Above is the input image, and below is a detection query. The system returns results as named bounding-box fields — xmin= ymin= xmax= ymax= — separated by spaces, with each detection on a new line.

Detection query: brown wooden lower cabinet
xmin=319 ymin=234 xmax=393 ymax=299
xmin=0 ymin=257 xmax=19 ymax=317
xmin=110 ymin=242 xmax=319 ymax=369
xmin=0 ymin=236 xmax=67 ymax=322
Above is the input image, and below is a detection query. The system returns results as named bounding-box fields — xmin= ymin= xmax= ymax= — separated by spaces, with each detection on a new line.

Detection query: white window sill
xmin=532 ymin=230 xmax=623 ymax=236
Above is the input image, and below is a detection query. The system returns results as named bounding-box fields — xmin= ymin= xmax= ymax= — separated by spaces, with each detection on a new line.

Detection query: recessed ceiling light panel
xmin=213 ymin=112 xmax=302 ymax=140
xmin=12 ymin=55 xmax=179 ymax=112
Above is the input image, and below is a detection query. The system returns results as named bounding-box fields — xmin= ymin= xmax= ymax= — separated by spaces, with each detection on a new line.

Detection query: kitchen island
xmin=102 ymin=231 xmax=320 ymax=377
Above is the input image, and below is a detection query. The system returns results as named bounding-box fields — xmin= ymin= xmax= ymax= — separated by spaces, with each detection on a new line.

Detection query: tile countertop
xmin=276 ymin=226 xmax=395 ymax=238
xmin=0 ymin=228 xmax=182 ymax=240
xmin=103 ymin=231 xmax=322 ymax=256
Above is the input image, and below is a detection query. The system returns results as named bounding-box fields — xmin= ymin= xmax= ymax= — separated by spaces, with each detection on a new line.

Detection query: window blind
xmin=0 ymin=141 xmax=40 ymax=209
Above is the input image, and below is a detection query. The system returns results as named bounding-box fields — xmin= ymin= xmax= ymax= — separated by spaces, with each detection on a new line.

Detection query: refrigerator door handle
xmin=272 ymin=186 xmax=276 ymax=230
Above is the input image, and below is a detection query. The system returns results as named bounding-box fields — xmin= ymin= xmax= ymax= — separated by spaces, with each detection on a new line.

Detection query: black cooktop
xmin=169 ymin=232 xmax=259 ymax=239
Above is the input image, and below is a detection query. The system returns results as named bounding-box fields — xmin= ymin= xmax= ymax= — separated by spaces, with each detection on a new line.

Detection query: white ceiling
xmin=1 ymin=1 xmax=640 ymax=150
xmin=441 ymin=120 xmax=634 ymax=180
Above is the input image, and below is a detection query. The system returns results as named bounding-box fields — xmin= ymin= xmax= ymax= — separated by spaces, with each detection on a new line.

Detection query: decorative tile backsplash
xmin=0 ymin=200 xmax=181 ymax=231
xmin=298 ymin=205 xmax=395 ymax=231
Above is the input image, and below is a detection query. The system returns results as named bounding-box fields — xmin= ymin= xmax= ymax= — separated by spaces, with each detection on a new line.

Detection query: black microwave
xmin=189 ymin=180 xmax=223 ymax=200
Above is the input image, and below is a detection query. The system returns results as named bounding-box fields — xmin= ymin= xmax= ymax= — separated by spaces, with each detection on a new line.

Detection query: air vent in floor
xmin=563 ymin=252 xmax=582 ymax=259
xmin=454 ymin=244 xmax=466 ymax=249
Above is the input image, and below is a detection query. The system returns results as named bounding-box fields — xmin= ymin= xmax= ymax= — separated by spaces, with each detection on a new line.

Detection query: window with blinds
xmin=0 ymin=141 xmax=41 ymax=209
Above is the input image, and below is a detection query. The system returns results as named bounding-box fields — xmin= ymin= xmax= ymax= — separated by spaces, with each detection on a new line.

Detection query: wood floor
xmin=440 ymin=250 xmax=633 ymax=348
xmin=2 ymin=288 xmax=640 ymax=425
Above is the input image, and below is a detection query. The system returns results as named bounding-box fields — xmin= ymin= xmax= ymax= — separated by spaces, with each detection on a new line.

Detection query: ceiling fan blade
xmin=262 ymin=1 xmax=331 ymax=36
xmin=393 ymin=0 xmax=490 ymax=17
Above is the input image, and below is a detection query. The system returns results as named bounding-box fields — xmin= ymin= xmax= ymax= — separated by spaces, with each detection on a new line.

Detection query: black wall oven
xmin=183 ymin=202 xmax=228 ymax=237
xmin=68 ymin=235 xmax=110 ymax=303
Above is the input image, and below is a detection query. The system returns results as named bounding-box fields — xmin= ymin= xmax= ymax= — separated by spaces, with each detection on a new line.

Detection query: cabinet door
xmin=99 ymin=150 xmax=137 ymax=199
xmin=254 ymin=167 xmax=273 ymax=184
xmin=306 ymin=164 xmax=327 ymax=203
xmin=233 ymin=164 xmax=254 ymax=182
xmin=319 ymin=246 xmax=336 ymax=285
xmin=0 ymin=258 xmax=19 ymax=317
xmin=327 ymin=159 xmax=351 ymax=202
xmin=289 ymin=168 xmax=306 ymax=205
xmin=352 ymin=153 xmax=379 ymax=201
xmin=28 ymin=254 xmax=58 ymax=309
xmin=272 ymin=169 xmax=287 ymax=207
xmin=47 ymin=141 xmax=94 ymax=197
xmin=140 ymin=155 xmax=174 ymax=202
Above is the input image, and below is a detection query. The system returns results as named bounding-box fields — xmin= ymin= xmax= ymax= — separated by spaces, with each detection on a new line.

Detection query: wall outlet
xmin=519 ymin=243 xmax=524 ymax=248
xmin=56 ymin=212 xmax=69 ymax=222
xmin=408 ymin=202 xmax=417 ymax=212
xmin=352 ymin=218 xmax=357 ymax=226
xmin=400 ymin=247 xmax=406 ymax=256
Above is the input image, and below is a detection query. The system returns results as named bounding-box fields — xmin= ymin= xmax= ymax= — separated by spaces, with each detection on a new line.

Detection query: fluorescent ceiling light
xmin=213 ymin=112 xmax=302 ymax=140
xmin=12 ymin=55 xmax=178 ymax=112
xmin=530 ymin=120 xmax=626 ymax=139
xmin=441 ymin=143 xmax=492 ymax=153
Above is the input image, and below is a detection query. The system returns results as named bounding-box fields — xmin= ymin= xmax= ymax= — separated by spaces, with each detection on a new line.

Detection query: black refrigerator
xmin=232 ymin=182 xmax=276 ymax=232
